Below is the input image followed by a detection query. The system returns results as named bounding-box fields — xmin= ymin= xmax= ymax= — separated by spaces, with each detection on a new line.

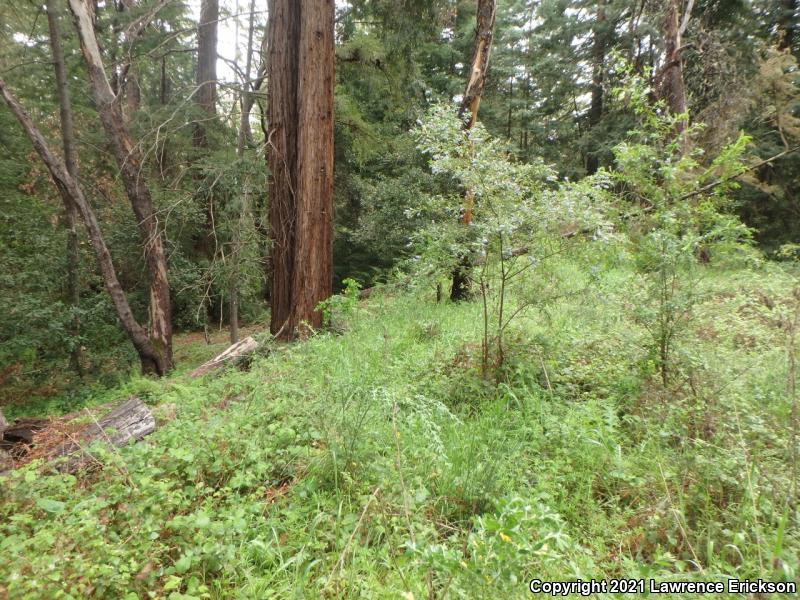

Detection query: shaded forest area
xmin=1 ymin=0 xmax=800 ymax=598
xmin=1 ymin=0 xmax=798 ymax=393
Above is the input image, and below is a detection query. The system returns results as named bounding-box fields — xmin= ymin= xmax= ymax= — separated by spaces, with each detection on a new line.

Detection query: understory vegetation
xmin=2 ymin=0 xmax=800 ymax=596
xmin=1 ymin=256 xmax=798 ymax=598
xmin=3 ymin=101 xmax=799 ymax=596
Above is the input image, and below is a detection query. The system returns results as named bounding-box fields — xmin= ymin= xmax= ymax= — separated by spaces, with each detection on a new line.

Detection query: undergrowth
xmin=1 ymin=258 xmax=799 ymax=599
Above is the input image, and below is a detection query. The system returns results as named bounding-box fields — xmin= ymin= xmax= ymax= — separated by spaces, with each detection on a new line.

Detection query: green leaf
xmin=163 ymin=575 xmax=182 ymax=592
xmin=36 ymin=498 xmax=65 ymax=514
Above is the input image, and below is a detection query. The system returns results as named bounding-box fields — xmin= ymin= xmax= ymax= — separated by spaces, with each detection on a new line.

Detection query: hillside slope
xmin=1 ymin=260 xmax=798 ymax=599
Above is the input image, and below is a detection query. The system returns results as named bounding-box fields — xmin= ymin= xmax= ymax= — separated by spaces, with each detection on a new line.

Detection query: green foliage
xmin=317 ymin=277 xmax=361 ymax=329
xmin=610 ymin=74 xmax=755 ymax=385
xmin=409 ymin=106 xmax=612 ymax=377
xmin=3 ymin=257 xmax=798 ymax=597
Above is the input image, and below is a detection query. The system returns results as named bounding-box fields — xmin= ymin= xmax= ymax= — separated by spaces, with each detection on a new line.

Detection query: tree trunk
xmin=457 ymin=0 xmax=497 ymax=131
xmin=586 ymin=0 xmax=607 ymax=176
xmin=291 ymin=0 xmax=335 ymax=337
xmin=46 ymin=0 xmax=83 ymax=375
xmin=450 ymin=0 xmax=497 ymax=302
xmin=0 ymin=78 xmax=166 ymax=375
xmin=68 ymin=0 xmax=173 ymax=374
xmin=195 ymin=0 xmax=218 ymax=147
xmin=229 ymin=0 xmax=257 ymax=345
xmin=267 ymin=0 xmax=300 ymax=338
xmin=267 ymin=0 xmax=334 ymax=340
xmin=660 ymin=0 xmax=688 ymax=135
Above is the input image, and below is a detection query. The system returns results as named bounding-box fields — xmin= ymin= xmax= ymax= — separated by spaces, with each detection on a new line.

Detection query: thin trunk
xmin=451 ymin=0 xmax=497 ymax=302
xmin=457 ymin=0 xmax=497 ymax=131
xmin=46 ymin=0 xmax=83 ymax=375
xmin=0 ymin=77 xmax=164 ymax=374
xmin=660 ymin=0 xmax=688 ymax=136
xmin=157 ymin=29 xmax=170 ymax=178
xmin=586 ymin=0 xmax=606 ymax=176
xmin=68 ymin=0 xmax=173 ymax=374
xmin=267 ymin=0 xmax=333 ymax=340
xmin=506 ymin=78 xmax=513 ymax=140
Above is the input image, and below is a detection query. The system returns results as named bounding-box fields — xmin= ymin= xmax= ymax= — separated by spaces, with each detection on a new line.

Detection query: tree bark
xmin=68 ymin=0 xmax=173 ymax=374
xmin=291 ymin=0 xmax=335 ymax=337
xmin=660 ymin=0 xmax=688 ymax=135
xmin=267 ymin=0 xmax=334 ymax=340
xmin=46 ymin=0 xmax=83 ymax=374
xmin=457 ymin=0 xmax=497 ymax=132
xmin=586 ymin=0 xmax=607 ymax=176
xmin=450 ymin=0 xmax=497 ymax=302
xmin=0 ymin=78 xmax=166 ymax=375
xmin=195 ymin=0 xmax=218 ymax=147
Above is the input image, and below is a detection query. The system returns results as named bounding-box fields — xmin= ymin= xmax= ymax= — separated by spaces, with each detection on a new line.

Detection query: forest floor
xmin=1 ymin=258 xmax=799 ymax=599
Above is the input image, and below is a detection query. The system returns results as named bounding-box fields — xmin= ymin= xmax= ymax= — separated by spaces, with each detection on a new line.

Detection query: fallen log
xmin=0 ymin=418 xmax=49 ymax=457
xmin=189 ymin=335 xmax=259 ymax=378
xmin=49 ymin=397 xmax=155 ymax=473
xmin=0 ymin=398 xmax=155 ymax=474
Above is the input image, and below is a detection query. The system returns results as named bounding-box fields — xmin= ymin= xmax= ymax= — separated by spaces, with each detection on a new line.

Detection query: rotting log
xmin=49 ymin=397 xmax=155 ymax=473
xmin=0 ymin=398 xmax=155 ymax=474
xmin=189 ymin=336 xmax=260 ymax=378
xmin=0 ymin=418 xmax=48 ymax=456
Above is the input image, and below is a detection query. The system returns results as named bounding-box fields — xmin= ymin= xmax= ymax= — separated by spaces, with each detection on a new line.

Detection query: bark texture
xmin=458 ymin=0 xmax=497 ymax=132
xmin=195 ymin=0 xmax=219 ymax=147
xmin=451 ymin=0 xmax=497 ymax=302
xmin=52 ymin=398 xmax=155 ymax=473
xmin=0 ymin=78 xmax=165 ymax=374
xmin=68 ymin=0 xmax=173 ymax=374
xmin=267 ymin=0 xmax=334 ymax=340
xmin=46 ymin=0 xmax=83 ymax=374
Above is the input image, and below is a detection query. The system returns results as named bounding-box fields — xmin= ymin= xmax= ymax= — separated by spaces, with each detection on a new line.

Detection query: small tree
xmin=411 ymin=106 xmax=613 ymax=379
xmin=611 ymin=68 xmax=753 ymax=386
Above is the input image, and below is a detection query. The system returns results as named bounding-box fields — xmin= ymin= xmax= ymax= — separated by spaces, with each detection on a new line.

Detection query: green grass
xmin=1 ymin=259 xmax=798 ymax=599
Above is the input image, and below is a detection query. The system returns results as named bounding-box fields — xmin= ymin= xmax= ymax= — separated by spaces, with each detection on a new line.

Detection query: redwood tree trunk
xmin=46 ymin=0 xmax=83 ymax=374
xmin=195 ymin=0 xmax=218 ymax=147
xmin=68 ymin=0 xmax=173 ymax=374
xmin=0 ymin=78 xmax=165 ymax=375
xmin=450 ymin=0 xmax=497 ymax=302
xmin=267 ymin=0 xmax=334 ymax=340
